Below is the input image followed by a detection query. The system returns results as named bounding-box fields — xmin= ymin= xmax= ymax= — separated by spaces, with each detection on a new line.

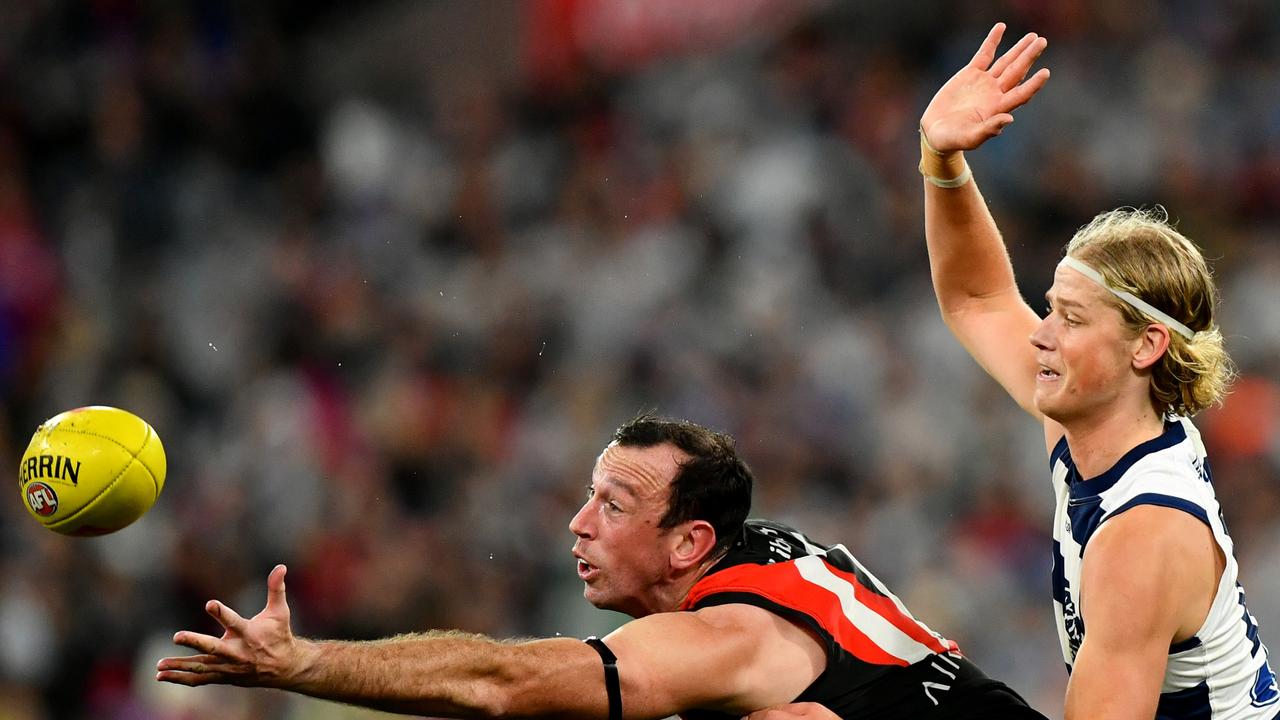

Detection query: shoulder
xmin=1081 ymin=505 xmax=1219 ymax=637
xmin=598 ymin=604 xmax=827 ymax=715
xmin=689 ymin=604 xmax=828 ymax=679
xmin=692 ymin=602 xmax=817 ymax=637
xmin=1087 ymin=504 xmax=1212 ymax=569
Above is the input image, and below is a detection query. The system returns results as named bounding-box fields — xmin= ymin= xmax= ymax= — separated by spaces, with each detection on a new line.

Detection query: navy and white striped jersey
xmin=1051 ymin=418 xmax=1279 ymax=719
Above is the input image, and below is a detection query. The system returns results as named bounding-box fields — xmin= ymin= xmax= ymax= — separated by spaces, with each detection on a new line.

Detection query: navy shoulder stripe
xmin=1155 ymin=680 xmax=1211 ymax=720
xmin=1109 ymin=492 xmax=1211 ymax=528
xmin=1050 ymin=434 xmax=1070 ymax=470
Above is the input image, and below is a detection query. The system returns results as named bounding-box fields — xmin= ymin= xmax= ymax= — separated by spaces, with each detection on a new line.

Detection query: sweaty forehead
xmin=594 ymin=442 xmax=688 ymax=499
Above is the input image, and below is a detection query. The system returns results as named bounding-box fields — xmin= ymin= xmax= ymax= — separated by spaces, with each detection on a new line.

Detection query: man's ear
xmin=671 ymin=520 xmax=718 ymax=570
xmin=1133 ymin=323 xmax=1172 ymax=371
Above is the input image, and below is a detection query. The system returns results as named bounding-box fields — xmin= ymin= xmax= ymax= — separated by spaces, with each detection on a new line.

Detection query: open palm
xmin=921 ymin=23 xmax=1050 ymax=153
xmin=156 ymin=564 xmax=304 ymax=688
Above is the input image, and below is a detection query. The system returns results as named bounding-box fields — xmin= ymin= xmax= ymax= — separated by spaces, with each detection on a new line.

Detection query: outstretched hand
xmin=746 ymin=702 xmax=841 ymax=720
xmin=920 ymin=23 xmax=1050 ymax=153
xmin=156 ymin=564 xmax=309 ymax=688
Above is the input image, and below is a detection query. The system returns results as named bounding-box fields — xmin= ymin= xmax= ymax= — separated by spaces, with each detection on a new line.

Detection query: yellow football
xmin=18 ymin=406 xmax=166 ymax=536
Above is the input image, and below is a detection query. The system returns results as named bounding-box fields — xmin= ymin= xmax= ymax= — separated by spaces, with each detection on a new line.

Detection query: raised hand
xmin=920 ymin=23 xmax=1050 ymax=154
xmin=156 ymin=564 xmax=310 ymax=688
xmin=745 ymin=702 xmax=842 ymax=720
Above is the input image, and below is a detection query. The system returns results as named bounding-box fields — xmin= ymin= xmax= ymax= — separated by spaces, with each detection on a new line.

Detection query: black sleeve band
xmin=584 ymin=636 xmax=622 ymax=720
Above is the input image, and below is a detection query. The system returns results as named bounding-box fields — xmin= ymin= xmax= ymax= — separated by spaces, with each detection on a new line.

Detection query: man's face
xmin=1031 ymin=266 xmax=1145 ymax=424
xmin=568 ymin=442 xmax=685 ymax=617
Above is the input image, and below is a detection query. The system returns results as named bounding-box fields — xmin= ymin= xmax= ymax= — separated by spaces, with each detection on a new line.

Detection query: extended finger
xmin=997 ymin=68 xmax=1051 ymax=113
xmin=999 ymin=36 xmax=1048 ymax=92
xmin=156 ymin=669 xmax=224 ymax=687
xmin=172 ymin=630 xmax=227 ymax=655
xmin=968 ymin=23 xmax=1006 ymax=70
xmin=156 ymin=653 xmax=221 ymax=670
xmin=990 ymin=32 xmax=1038 ymax=78
xmin=156 ymin=655 xmax=232 ymax=674
xmin=206 ymin=599 xmax=247 ymax=632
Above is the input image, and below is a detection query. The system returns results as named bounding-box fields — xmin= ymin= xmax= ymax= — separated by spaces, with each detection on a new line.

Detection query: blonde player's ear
xmin=671 ymin=520 xmax=717 ymax=570
xmin=1133 ymin=323 xmax=1172 ymax=371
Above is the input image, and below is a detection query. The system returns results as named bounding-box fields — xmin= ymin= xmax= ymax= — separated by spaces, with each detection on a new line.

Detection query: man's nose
xmin=1030 ymin=316 xmax=1054 ymax=351
xmin=569 ymin=503 xmax=593 ymax=538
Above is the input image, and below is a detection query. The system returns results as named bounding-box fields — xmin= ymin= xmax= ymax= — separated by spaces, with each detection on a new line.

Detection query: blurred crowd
xmin=2 ymin=1 xmax=1280 ymax=718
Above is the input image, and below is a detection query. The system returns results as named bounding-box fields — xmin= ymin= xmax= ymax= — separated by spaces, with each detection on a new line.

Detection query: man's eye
xmin=585 ymin=486 xmax=595 ymax=499
xmin=607 ymin=501 xmax=622 ymax=513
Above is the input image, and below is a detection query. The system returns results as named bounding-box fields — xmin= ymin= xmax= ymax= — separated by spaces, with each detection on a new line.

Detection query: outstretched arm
xmin=920 ymin=23 xmax=1059 ymax=444
xmin=156 ymin=566 xmax=825 ymax=719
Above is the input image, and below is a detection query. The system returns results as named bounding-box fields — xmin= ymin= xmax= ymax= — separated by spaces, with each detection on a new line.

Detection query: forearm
xmin=922 ymin=163 xmax=1022 ymax=317
xmin=915 ymin=23 xmax=1048 ymax=317
xmin=289 ymin=633 xmax=599 ymax=719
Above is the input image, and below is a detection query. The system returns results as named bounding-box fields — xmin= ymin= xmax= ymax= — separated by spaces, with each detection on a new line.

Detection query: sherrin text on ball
xmin=18 ymin=406 xmax=166 ymax=536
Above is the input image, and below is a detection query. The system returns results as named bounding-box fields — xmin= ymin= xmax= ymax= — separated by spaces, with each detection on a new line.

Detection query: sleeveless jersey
xmin=678 ymin=519 xmax=1035 ymax=720
xmin=1050 ymin=418 xmax=1280 ymax=719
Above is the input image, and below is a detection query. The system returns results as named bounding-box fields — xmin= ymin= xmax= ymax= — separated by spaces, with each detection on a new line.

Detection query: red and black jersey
xmin=678 ymin=520 xmax=1043 ymax=720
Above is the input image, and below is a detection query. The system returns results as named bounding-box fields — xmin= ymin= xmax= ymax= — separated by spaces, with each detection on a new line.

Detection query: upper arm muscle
xmin=602 ymin=604 xmax=826 ymax=718
xmin=1065 ymin=506 xmax=1221 ymax=720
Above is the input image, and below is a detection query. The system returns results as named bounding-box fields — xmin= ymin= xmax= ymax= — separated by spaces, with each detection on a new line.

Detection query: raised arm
xmin=919 ymin=23 xmax=1054 ymax=428
xmin=156 ymin=565 xmax=825 ymax=719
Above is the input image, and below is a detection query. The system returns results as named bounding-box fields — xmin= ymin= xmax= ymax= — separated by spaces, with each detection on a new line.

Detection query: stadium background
xmin=3 ymin=1 xmax=1280 ymax=718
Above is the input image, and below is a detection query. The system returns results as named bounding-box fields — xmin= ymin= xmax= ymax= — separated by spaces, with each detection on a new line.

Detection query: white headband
xmin=1058 ymin=255 xmax=1195 ymax=340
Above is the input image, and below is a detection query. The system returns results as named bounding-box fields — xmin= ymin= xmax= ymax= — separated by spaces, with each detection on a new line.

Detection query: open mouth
xmin=577 ymin=559 xmax=598 ymax=580
xmin=1038 ymin=366 xmax=1061 ymax=381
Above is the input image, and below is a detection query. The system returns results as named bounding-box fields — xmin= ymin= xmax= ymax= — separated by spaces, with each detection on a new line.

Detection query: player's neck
xmin=1062 ymin=402 xmax=1167 ymax=479
xmin=631 ymin=557 xmax=723 ymax=617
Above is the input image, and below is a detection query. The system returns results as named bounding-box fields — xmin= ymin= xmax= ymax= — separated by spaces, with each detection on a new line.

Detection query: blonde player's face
xmin=1030 ymin=266 xmax=1141 ymax=424
xmin=568 ymin=442 xmax=686 ymax=617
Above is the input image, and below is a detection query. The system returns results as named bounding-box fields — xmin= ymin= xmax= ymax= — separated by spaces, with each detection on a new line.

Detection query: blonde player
xmin=916 ymin=21 xmax=1278 ymax=720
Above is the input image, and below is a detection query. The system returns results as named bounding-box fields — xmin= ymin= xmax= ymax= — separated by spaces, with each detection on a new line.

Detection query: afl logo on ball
xmin=26 ymin=481 xmax=58 ymax=516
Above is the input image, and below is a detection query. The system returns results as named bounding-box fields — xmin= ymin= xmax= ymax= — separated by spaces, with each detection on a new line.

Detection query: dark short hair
xmin=612 ymin=414 xmax=753 ymax=560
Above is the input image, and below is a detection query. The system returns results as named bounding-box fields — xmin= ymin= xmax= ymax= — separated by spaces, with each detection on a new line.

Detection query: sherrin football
xmin=18 ymin=406 xmax=166 ymax=536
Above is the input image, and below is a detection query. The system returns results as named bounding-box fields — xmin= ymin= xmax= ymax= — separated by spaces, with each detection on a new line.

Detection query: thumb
xmin=984 ymin=113 xmax=1015 ymax=136
xmin=266 ymin=564 xmax=289 ymax=613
